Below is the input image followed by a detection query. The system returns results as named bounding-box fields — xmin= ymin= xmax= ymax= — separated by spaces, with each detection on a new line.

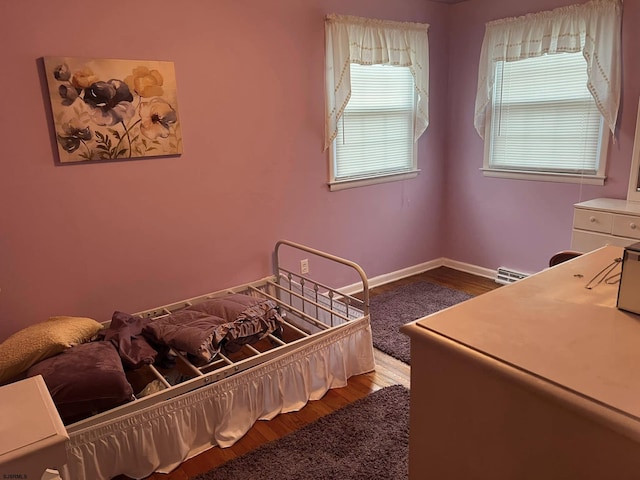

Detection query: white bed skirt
xmin=59 ymin=318 xmax=375 ymax=480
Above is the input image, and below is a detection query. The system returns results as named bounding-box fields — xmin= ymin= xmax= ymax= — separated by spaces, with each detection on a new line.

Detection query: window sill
xmin=481 ymin=168 xmax=606 ymax=185
xmin=329 ymin=170 xmax=420 ymax=191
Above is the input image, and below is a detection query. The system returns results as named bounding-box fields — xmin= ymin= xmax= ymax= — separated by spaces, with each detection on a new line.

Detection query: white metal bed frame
xmin=59 ymin=240 xmax=374 ymax=479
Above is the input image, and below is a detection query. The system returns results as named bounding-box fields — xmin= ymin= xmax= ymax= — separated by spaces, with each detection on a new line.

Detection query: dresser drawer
xmin=571 ymin=229 xmax=637 ymax=252
xmin=612 ymin=214 xmax=640 ymax=240
xmin=573 ymin=209 xmax=613 ymax=234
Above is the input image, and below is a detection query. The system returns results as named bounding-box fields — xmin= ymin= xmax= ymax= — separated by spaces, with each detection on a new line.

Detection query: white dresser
xmin=571 ymin=198 xmax=640 ymax=252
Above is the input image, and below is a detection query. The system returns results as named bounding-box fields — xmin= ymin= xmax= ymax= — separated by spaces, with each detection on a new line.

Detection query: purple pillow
xmin=27 ymin=341 xmax=134 ymax=424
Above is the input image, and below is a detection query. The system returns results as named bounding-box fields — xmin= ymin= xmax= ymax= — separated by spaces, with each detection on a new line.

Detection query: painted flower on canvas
xmin=44 ymin=57 xmax=183 ymax=162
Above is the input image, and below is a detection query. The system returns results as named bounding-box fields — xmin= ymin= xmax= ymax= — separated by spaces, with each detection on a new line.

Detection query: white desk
xmin=0 ymin=375 xmax=68 ymax=479
xmin=401 ymin=246 xmax=640 ymax=480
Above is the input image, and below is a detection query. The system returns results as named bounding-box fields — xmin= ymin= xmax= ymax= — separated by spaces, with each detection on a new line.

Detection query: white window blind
xmin=334 ymin=63 xmax=416 ymax=181
xmin=489 ymin=52 xmax=603 ymax=174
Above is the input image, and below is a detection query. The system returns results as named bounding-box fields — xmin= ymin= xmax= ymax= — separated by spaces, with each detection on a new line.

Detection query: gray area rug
xmin=369 ymin=281 xmax=472 ymax=364
xmin=194 ymin=385 xmax=409 ymax=480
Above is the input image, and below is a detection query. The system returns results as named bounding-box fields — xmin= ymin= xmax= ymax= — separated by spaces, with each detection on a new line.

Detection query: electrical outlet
xmin=300 ymin=258 xmax=309 ymax=275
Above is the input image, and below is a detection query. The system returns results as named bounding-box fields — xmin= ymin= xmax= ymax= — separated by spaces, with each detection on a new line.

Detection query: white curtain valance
xmin=324 ymin=13 xmax=430 ymax=150
xmin=474 ymin=0 xmax=622 ymax=140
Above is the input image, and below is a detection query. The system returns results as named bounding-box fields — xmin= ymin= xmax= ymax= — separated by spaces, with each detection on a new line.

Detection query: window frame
xmin=328 ymin=63 xmax=420 ymax=191
xmin=482 ymin=54 xmax=609 ymax=185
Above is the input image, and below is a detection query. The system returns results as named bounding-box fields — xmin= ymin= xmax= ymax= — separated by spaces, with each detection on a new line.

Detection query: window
xmin=332 ymin=64 xmax=417 ymax=187
xmin=485 ymin=52 xmax=608 ymax=183
xmin=324 ymin=14 xmax=429 ymax=191
xmin=474 ymin=0 xmax=621 ymax=185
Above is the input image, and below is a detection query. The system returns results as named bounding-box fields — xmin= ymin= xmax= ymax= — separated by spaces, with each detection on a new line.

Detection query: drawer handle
xmin=589 ymin=216 xmax=597 ymax=223
xmin=631 ymin=223 xmax=637 ymax=230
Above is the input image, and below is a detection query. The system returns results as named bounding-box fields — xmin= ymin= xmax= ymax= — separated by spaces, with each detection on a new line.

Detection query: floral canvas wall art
xmin=43 ymin=57 xmax=183 ymax=162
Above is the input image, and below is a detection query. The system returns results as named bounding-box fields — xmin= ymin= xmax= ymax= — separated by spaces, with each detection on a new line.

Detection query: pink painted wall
xmin=2 ymin=0 xmax=635 ymax=342
xmin=0 ymin=0 xmax=449 ymax=340
xmin=444 ymin=0 xmax=640 ymax=274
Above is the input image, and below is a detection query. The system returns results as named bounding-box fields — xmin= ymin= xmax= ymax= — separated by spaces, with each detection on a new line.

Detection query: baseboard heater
xmin=495 ymin=267 xmax=529 ymax=285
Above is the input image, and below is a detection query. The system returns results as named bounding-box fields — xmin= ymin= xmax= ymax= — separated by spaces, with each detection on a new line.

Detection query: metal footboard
xmin=274 ymin=239 xmax=369 ymax=319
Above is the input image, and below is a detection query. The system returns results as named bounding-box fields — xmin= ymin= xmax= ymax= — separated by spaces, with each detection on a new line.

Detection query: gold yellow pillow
xmin=0 ymin=316 xmax=104 ymax=383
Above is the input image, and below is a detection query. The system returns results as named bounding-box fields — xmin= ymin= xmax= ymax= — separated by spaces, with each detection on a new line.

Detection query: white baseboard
xmin=442 ymin=258 xmax=496 ymax=280
xmin=339 ymin=258 xmax=497 ymax=295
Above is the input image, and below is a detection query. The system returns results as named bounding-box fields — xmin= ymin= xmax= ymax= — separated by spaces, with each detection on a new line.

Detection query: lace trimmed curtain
xmin=324 ymin=14 xmax=430 ymax=150
xmin=474 ymin=0 xmax=622 ymax=140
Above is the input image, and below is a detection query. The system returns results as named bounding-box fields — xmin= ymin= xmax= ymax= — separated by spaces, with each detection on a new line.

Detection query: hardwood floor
xmin=119 ymin=267 xmax=500 ymax=480
xmin=369 ymin=266 xmax=501 ymax=297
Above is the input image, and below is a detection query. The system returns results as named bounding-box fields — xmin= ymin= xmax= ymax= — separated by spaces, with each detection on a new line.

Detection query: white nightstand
xmin=0 ymin=375 xmax=68 ymax=479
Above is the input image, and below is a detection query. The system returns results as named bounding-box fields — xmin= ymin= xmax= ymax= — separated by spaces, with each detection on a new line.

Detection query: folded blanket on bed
xmin=101 ymin=312 xmax=159 ymax=369
xmin=143 ymin=310 xmax=225 ymax=362
xmin=187 ymin=294 xmax=283 ymax=352
xmin=142 ymin=294 xmax=283 ymax=363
